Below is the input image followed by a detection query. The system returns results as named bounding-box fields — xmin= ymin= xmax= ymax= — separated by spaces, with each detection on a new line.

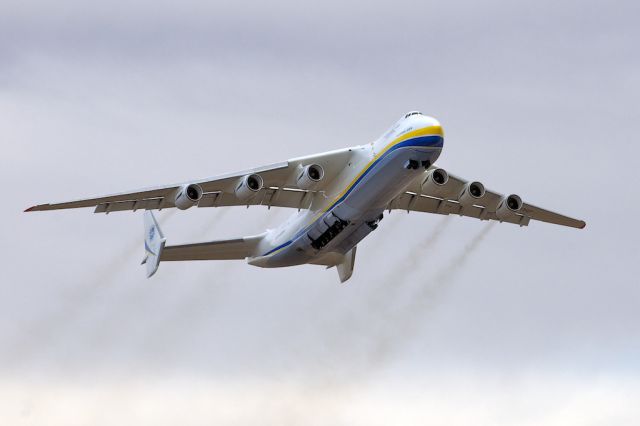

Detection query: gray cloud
xmin=0 ymin=0 xmax=638 ymax=423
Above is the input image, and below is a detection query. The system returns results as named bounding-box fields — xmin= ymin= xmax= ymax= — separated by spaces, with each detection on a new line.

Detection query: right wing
xmin=391 ymin=168 xmax=585 ymax=229
xmin=25 ymin=147 xmax=354 ymax=214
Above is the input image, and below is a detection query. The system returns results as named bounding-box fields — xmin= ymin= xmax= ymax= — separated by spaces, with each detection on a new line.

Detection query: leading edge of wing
xmin=24 ymin=161 xmax=290 ymax=212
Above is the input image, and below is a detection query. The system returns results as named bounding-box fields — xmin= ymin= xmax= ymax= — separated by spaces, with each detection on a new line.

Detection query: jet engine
xmin=458 ymin=181 xmax=486 ymax=207
xmin=296 ymin=164 xmax=324 ymax=190
xmin=174 ymin=183 xmax=203 ymax=210
xmin=235 ymin=174 xmax=263 ymax=200
xmin=495 ymin=194 xmax=523 ymax=220
xmin=421 ymin=168 xmax=450 ymax=195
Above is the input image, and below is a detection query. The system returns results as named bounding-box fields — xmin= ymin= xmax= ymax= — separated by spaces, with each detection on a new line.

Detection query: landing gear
xmin=404 ymin=159 xmax=420 ymax=170
xmin=366 ymin=213 xmax=384 ymax=230
xmin=309 ymin=215 xmax=349 ymax=250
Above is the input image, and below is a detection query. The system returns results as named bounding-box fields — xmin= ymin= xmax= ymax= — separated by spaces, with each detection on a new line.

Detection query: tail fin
xmin=142 ymin=211 xmax=166 ymax=277
xmin=336 ymin=246 xmax=357 ymax=283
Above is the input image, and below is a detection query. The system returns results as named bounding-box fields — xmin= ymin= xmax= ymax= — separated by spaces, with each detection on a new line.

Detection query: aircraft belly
xmin=256 ymin=220 xmax=374 ymax=268
xmin=332 ymin=220 xmax=377 ymax=253
xmin=250 ymin=147 xmax=441 ymax=269
xmin=337 ymin=148 xmax=434 ymax=216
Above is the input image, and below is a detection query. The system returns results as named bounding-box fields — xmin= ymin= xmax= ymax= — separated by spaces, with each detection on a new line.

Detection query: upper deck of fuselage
xmin=373 ymin=111 xmax=444 ymax=156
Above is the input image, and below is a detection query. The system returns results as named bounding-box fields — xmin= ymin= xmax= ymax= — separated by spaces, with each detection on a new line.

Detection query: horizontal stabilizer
xmin=160 ymin=235 xmax=263 ymax=261
xmin=143 ymin=211 xmax=166 ymax=277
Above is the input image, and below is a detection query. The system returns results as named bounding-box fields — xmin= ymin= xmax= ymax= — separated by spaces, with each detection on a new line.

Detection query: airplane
xmin=25 ymin=111 xmax=586 ymax=282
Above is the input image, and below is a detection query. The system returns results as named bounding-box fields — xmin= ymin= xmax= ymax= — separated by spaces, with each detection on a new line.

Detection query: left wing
xmin=390 ymin=168 xmax=585 ymax=229
xmin=25 ymin=147 xmax=354 ymax=213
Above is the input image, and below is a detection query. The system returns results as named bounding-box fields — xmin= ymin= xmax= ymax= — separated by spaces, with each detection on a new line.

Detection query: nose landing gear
xmin=405 ymin=159 xmax=432 ymax=170
xmin=404 ymin=159 xmax=420 ymax=170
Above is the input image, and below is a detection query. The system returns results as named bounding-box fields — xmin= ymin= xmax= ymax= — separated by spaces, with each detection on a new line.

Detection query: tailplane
xmin=142 ymin=211 xmax=166 ymax=277
xmin=142 ymin=210 xmax=264 ymax=278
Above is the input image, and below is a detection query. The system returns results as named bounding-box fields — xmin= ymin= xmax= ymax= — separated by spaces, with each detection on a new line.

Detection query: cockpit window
xmin=404 ymin=111 xmax=422 ymax=118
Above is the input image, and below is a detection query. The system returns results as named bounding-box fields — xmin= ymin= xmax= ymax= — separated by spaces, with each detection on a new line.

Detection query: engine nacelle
xmin=174 ymin=183 xmax=203 ymax=210
xmin=421 ymin=168 xmax=449 ymax=195
xmin=495 ymin=194 xmax=523 ymax=220
xmin=296 ymin=164 xmax=325 ymax=190
xmin=235 ymin=174 xmax=263 ymax=200
xmin=458 ymin=181 xmax=486 ymax=207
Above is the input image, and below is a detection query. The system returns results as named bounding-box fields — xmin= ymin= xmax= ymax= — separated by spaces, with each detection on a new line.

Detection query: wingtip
xmin=24 ymin=206 xmax=36 ymax=212
xmin=579 ymin=221 xmax=586 ymax=229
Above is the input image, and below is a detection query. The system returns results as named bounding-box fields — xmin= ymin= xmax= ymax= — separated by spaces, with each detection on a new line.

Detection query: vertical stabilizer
xmin=142 ymin=211 xmax=166 ymax=277
xmin=337 ymin=246 xmax=357 ymax=283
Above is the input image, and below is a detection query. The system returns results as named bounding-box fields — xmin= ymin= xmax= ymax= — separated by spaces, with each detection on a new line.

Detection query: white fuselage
xmin=248 ymin=114 xmax=444 ymax=268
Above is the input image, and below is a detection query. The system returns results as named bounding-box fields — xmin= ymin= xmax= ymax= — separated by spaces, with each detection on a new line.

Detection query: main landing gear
xmin=366 ymin=213 xmax=384 ymax=230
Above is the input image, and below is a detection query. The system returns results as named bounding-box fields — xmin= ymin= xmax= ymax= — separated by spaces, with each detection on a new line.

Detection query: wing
xmin=390 ymin=168 xmax=586 ymax=229
xmin=25 ymin=147 xmax=354 ymax=213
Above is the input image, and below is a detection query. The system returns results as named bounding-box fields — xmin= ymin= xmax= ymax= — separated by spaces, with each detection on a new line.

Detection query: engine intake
xmin=495 ymin=194 xmax=523 ymax=220
xmin=174 ymin=183 xmax=203 ymax=210
xmin=421 ymin=168 xmax=449 ymax=195
xmin=297 ymin=164 xmax=324 ymax=189
xmin=458 ymin=181 xmax=486 ymax=207
xmin=235 ymin=174 xmax=264 ymax=200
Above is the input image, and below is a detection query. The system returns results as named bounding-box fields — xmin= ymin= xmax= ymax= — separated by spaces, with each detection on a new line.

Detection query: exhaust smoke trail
xmin=2 ymin=209 xmax=177 ymax=369
xmin=305 ymin=221 xmax=495 ymax=386
xmin=380 ymin=215 xmax=452 ymax=287
xmin=365 ymin=221 xmax=496 ymax=370
xmin=247 ymin=222 xmax=493 ymax=418
xmin=135 ymin=206 xmax=286 ymax=359
xmin=316 ymin=216 xmax=452 ymax=356
xmin=290 ymin=216 xmax=453 ymax=385
xmin=131 ymin=208 xmax=235 ymax=357
xmin=72 ymin=208 xmax=233 ymax=357
xmin=60 ymin=205 xmax=281 ymax=368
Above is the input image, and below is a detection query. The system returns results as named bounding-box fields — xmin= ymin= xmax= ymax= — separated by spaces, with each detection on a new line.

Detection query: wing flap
xmin=94 ymin=198 xmax=165 ymax=213
xmin=194 ymin=187 xmax=322 ymax=210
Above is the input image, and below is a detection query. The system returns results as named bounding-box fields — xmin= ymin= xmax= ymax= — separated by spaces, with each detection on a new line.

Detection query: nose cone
xmin=375 ymin=112 xmax=444 ymax=155
xmin=403 ymin=112 xmax=442 ymax=134
xmin=420 ymin=115 xmax=443 ymax=135
xmin=410 ymin=115 xmax=444 ymax=137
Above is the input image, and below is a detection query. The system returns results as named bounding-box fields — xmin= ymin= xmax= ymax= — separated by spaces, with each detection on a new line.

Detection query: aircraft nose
xmin=422 ymin=115 xmax=441 ymax=127
xmin=421 ymin=115 xmax=443 ymax=136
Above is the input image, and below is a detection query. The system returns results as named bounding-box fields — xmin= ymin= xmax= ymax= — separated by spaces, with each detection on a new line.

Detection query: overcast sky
xmin=1 ymin=0 xmax=639 ymax=424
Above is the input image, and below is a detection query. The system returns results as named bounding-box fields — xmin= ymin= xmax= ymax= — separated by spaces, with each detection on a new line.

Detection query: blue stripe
xmin=261 ymin=135 xmax=443 ymax=257
xmin=263 ymin=240 xmax=293 ymax=256
xmin=144 ymin=240 xmax=157 ymax=256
